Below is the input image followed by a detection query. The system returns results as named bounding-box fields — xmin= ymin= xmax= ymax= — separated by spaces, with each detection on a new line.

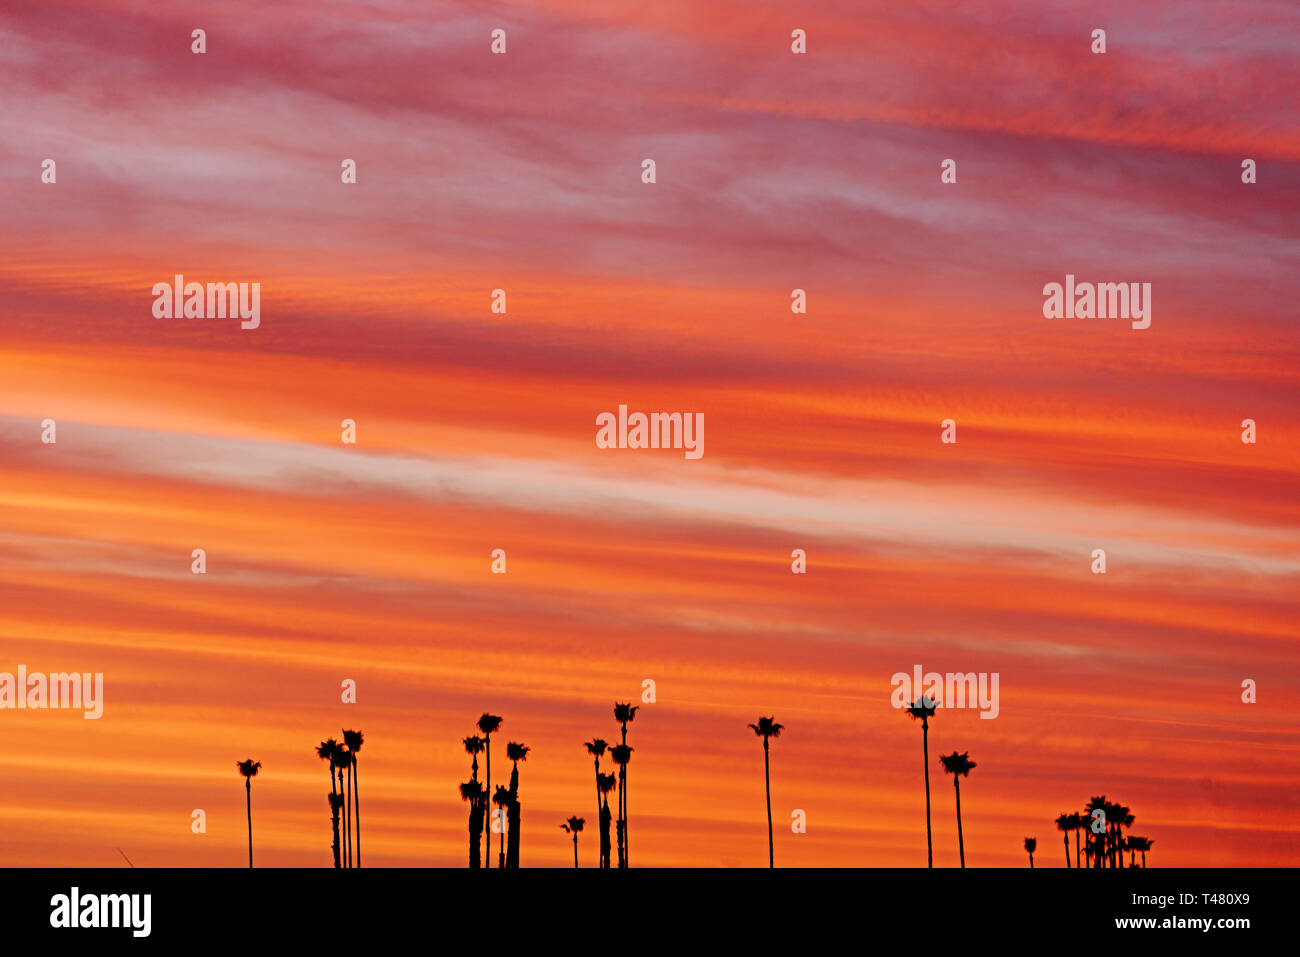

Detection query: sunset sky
xmin=1 ymin=0 xmax=1298 ymax=867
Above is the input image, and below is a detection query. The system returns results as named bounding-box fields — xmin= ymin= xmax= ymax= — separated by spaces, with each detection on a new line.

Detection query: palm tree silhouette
xmin=1113 ymin=803 xmax=1133 ymax=869
xmin=561 ymin=816 xmax=585 ymax=868
xmin=505 ymin=741 xmax=529 ymax=868
xmin=938 ymin=751 xmax=975 ymax=867
xmin=608 ymin=742 xmax=633 ymax=868
xmin=464 ymin=735 xmax=485 ymax=781
xmin=612 ymin=703 xmax=638 ymax=868
xmin=491 ymin=784 xmax=510 ymax=868
xmin=1069 ymin=811 xmax=1084 ymax=868
xmin=584 ymin=739 xmax=608 ymax=867
xmin=905 ymin=696 xmax=938 ymax=867
xmin=464 ymin=734 xmax=486 ymax=870
xmin=748 ymin=716 xmax=784 ymax=868
xmin=237 ymin=759 xmax=261 ymax=868
xmin=597 ymin=772 xmax=616 ymax=869
xmin=1127 ymin=836 xmax=1152 ymax=868
xmin=1024 ymin=836 xmax=1037 ymax=868
xmin=336 ymin=741 xmax=353 ymax=867
xmin=476 ymin=714 xmax=503 ymax=867
xmin=1055 ymin=813 xmax=1073 ymax=868
xmin=317 ymin=739 xmax=343 ymax=868
xmin=343 ymin=729 xmax=364 ymax=867
xmin=459 ymin=779 xmax=486 ymax=869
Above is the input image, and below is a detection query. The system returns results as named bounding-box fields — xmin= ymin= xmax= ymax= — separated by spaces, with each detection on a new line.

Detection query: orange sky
xmin=1 ymin=0 xmax=1298 ymax=867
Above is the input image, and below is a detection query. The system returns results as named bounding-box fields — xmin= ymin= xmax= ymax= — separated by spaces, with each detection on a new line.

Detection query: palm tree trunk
xmin=344 ymin=761 xmax=352 ymax=867
xmin=245 ymin=778 xmax=253 ymax=868
xmin=763 ymin=737 xmax=774 ymax=868
xmin=620 ymin=725 xmax=628 ymax=868
xmin=573 ymin=833 xmax=579 ymax=868
xmin=921 ymin=719 xmax=933 ymax=868
xmin=1028 ymin=851 xmax=1034 ymax=868
xmin=483 ymin=737 xmax=491 ymax=869
xmin=352 ymin=759 xmax=360 ymax=868
xmin=594 ymin=765 xmax=602 ymax=867
xmin=1063 ymin=832 xmax=1070 ymax=868
xmin=953 ymin=778 xmax=965 ymax=868
xmin=1074 ymin=829 xmax=1081 ymax=868
xmin=1141 ymin=850 xmax=1146 ymax=868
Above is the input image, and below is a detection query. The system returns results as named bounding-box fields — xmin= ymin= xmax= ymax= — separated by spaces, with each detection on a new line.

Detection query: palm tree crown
xmin=939 ymin=751 xmax=975 ymax=777
xmin=237 ymin=759 xmax=261 ymax=779
xmin=506 ymin=741 xmax=530 ymax=764
xmin=748 ymin=716 xmax=785 ymax=739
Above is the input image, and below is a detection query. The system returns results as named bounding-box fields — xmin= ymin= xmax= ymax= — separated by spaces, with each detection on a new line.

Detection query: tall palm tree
xmin=561 ymin=817 xmax=585 ymax=868
xmin=1024 ymin=836 xmax=1037 ymax=868
xmin=612 ymin=703 xmax=638 ymax=867
xmin=492 ymin=785 xmax=510 ymax=868
xmin=905 ymin=696 xmax=938 ymax=867
xmin=597 ymin=772 xmax=616 ymax=869
xmin=317 ymin=739 xmax=343 ymax=868
xmin=1055 ymin=813 xmax=1073 ymax=868
xmin=338 ymin=741 xmax=352 ymax=867
xmin=1113 ymin=804 xmax=1134 ymax=870
xmin=939 ymin=751 xmax=975 ymax=867
xmin=476 ymin=714 xmax=503 ymax=867
xmin=343 ymin=729 xmax=364 ymax=867
xmin=608 ymin=743 xmax=633 ymax=868
xmin=505 ymin=741 xmax=529 ymax=868
xmin=748 ymin=717 xmax=784 ymax=868
xmin=1069 ymin=812 xmax=1084 ymax=868
xmin=584 ymin=739 xmax=608 ymax=867
xmin=459 ymin=780 xmax=485 ymax=869
xmin=236 ymin=759 xmax=261 ymax=868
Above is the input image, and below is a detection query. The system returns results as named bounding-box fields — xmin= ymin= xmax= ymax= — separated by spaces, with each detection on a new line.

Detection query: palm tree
xmin=939 ymin=751 xmax=975 ymax=867
xmin=1113 ymin=804 xmax=1134 ymax=870
xmin=464 ymin=735 xmax=485 ymax=779
xmin=612 ymin=703 xmax=638 ymax=867
xmin=463 ymin=734 xmax=485 ymax=869
xmin=1024 ymin=836 xmax=1037 ymax=868
xmin=317 ymin=739 xmax=343 ymax=868
xmin=561 ymin=817 xmax=585 ymax=868
xmin=338 ymin=741 xmax=352 ymax=867
xmin=1127 ymin=836 xmax=1152 ymax=868
xmin=476 ymin=714 xmax=503 ymax=867
xmin=748 ymin=717 xmax=784 ymax=868
xmin=597 ymin=772 xmax=616 ymax=869
xmin=492 ymin=785 xmax=510 ymax=868
xmin=343 ymin=729 xmax=363 ymax=867
xmin=1069 ymin=811 xmax=1084 ymax=868
xmin=236 ymin=759 xmax=261 ymax=868
xmin=459 ymin=780 xmax=486 ymax=869
xmin=505 ymin=741 xmax=529 ymax=868
xmin=1055 ymin=813 xmax=1073 ymax=868
xmin=608 ymin=743 xmax=632 ymax=868
xmin=905 ymin=696 xmax=938 ymax=867
xmin=584 ymin=739 xmax=608 ymax=867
